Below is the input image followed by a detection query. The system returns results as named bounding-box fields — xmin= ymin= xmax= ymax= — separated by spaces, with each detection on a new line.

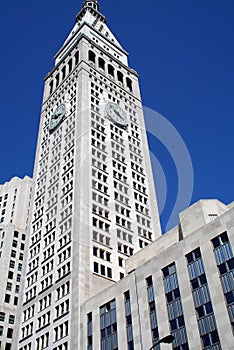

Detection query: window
xmin=11 ymin=250 xmax=16 ymax=258
xmin=126 ymin=77 xmax=133 ymax=92
xmin=0 ymin=325 xmax=3 ymax=336
xmin=12 ymin=240 xmax=17 ymax=248
xmin=68 ymin=58 xmax=72 ymax=73
xmin=100 ymin=300 xmax=118 ymax=350
xmin=8 ymin=271 xmax=13 ymax=279
xmin=0 ymin=312 xmax=5 ymax=321
xmin=208 ymin=214 xmax=218 ymax=222
xmin=145 ymin=277 xmax=159 ymax=347
xmin=162 ymin=263 xmax=189 ymax=349
xmin=9 ymin=315 xmax=15 ymax=325
xmin=5 ymin=294 xmax=10 ymax=303
xmin=62 ymin=66 xmax=66 ymax=80
xmin=108 ymin=64 xmax=114 ymax=77
xmin=94 ymin=262 xmax=98 ymax=273
xmin=54 ymin=321 xmax=69 ymax=342
xmin=186 ymin=248 xmax=221 ymax=349
xmin=6 ymin=282 xmax=12 ymax=291
xmin=88 ymin=50 xmax=96 ymax=64
xmin=124 ymin=291 xmax=134 ymax=350
xmin=7 ymin=328 xmax=13 ymax=339
xmin=117 ymin=71 xmax=123 ymax=84
xmin=211 ymin=232 xmax=234 ymax=331
xmin=75 ymin=51 xmax=79 ymax=65
xmin=17 ymin=274 xmax=21 ymax=282
xmin=98 ymin=57 xmax=105 ymax=70
xmin=9 ymin=260 xmax=15 ymax=268
xmin=87 ymin=313 xmax=93 ymax=350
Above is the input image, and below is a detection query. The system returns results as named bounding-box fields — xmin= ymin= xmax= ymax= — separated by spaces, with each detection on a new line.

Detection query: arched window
xmin=68 ymin=58 xmax=73 ymax=73
xmin=88 ymin=50 xmax=96 ymax=64
xmin=117 ymin=71 xmax=124 ymax=84
xmin=62 ymin=66 xmax=66 ymax=80
xmin=74 ymin=51 xmax=79 ymax=66
xmin=55 ymin=73 xmax=59 ymax=88
xmin=108 ymin=64 xmax=114 ymax=77
xmin=98 ymin=57 xmax=105 ymax=71
xmin=126 ymin=77 xmax=133 ymax=92
xmin=49 ymin=81 xmax=53 ymax=95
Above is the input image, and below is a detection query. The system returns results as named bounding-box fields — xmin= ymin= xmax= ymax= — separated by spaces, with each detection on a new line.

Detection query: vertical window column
xmin=211 ymin=232 xmax=234 ymax=332
xmin=186 ymin=248 xmax=221 ymax=349
xmin=87 ymin=312 xmax=93 ymax=350
xmin=100 ymin=300 xmax=118 ymax=350
xmin=162 ymin=263 xmax=189 ymax=350
xmin=124 ymin=291 xmax=134 ymax=350
xmin=146 ymin=276 xmax=159 ymax=349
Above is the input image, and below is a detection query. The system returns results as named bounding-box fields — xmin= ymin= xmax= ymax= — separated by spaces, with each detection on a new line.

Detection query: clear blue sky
xmin=0 ymin=1 xmax=234 ymax=231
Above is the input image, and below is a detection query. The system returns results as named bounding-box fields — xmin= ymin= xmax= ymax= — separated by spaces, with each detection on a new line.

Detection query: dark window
xmin=98 ymin=57 xmax=105 ymax=70
xmin=117 ymin=71 xmax=123 ymax=84
xmin=8 ymin=271 xmax=13 ymax=279
xmin=108 ymin=64 xmax=114 ymax=77
xmin=94 ymin=262 xmax=98 ymax=273
xmin=68 ymin=58 xmax=73 ymax=73
xmin=126 ymin=77 xmax=133 ymax=92
xmin=75 ymin=51 xmax=79 ymax=65
xmin=7 ymin=328 xmax=13 ymax=339
xmin=88 ymin=50 xmax=96 ymax=64
xmin=5 ymin=294 xmax=10 ymax=303
xmin=62 ymin=66 xmax=66 ymax=80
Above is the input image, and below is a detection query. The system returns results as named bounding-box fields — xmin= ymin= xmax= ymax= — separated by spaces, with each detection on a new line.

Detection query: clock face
xmin=106 ymin=102 xmax=128 ymax=127
xmin=49 ymin=104 xmax=66 ymax=133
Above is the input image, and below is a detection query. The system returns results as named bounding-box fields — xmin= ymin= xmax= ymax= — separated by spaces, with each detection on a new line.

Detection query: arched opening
xmin=74 ymin=51 xmax=79 ymax=66
xmin=88 ymin=50 xmax=96 ymax=64
xmin=49 ymin=81 xmax=53 ymax=95
xmin=98 ymin=57 xmax=105 ymax=71
xmin=62 ymin=66 xmax=66 ymax=80
xmin=108 ymin=64 xmax=114 ymax=77
xmin=126 ymin=77 xmax=133 ymax=92
xmin=117 ymin=71 xmax=124 ymax=84
xmin=55 ymin=73 xmax=59 ymax=88
xmin=68 ymin=58 xmax=73 ymax=73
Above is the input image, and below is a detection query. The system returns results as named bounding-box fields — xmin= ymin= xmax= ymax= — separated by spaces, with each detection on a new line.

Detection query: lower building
xmin=80 ymin=199 xmax=234 ymax=350
xmin=0 ymin=177 xmax=33 ymax=350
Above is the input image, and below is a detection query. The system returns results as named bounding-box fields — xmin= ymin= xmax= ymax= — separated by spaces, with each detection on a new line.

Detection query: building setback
xmin=0 ymin=176 xmax=33 ymax=350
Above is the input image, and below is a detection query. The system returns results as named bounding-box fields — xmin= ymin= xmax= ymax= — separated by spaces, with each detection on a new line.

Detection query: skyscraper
xmin=16 ymin=1 xmax=161 ymax=348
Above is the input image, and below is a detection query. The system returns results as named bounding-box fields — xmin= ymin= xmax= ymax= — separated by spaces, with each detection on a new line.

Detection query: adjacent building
xmin=0 ymin=176 xmax=33 ymax=350
xmin=81 ymin=199 xmax=234 ymax=349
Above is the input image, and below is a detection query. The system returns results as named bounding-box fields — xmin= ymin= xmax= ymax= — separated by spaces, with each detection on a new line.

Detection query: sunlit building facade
xmin=16 ymin=1 xmax=161 ymax=349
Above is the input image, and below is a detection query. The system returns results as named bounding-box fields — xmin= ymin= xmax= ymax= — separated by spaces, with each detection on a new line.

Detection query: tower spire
xmin=82 ymin=0 xmax=99 ymax=12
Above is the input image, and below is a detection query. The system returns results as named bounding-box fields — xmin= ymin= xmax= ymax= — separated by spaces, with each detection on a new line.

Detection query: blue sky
xmin=0 ymin=0 xmax=234 ymax=231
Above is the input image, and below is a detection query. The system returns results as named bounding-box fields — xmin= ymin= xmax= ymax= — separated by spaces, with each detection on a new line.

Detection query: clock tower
xmin=16 ymin=1 xmax=161 ymax=348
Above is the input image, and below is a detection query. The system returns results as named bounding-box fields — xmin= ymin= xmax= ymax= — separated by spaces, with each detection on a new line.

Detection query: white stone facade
xmin=16 ymin=1 xmax=160 ymax=349
xmin=80 ymin=199 xmax=234 ymax=350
